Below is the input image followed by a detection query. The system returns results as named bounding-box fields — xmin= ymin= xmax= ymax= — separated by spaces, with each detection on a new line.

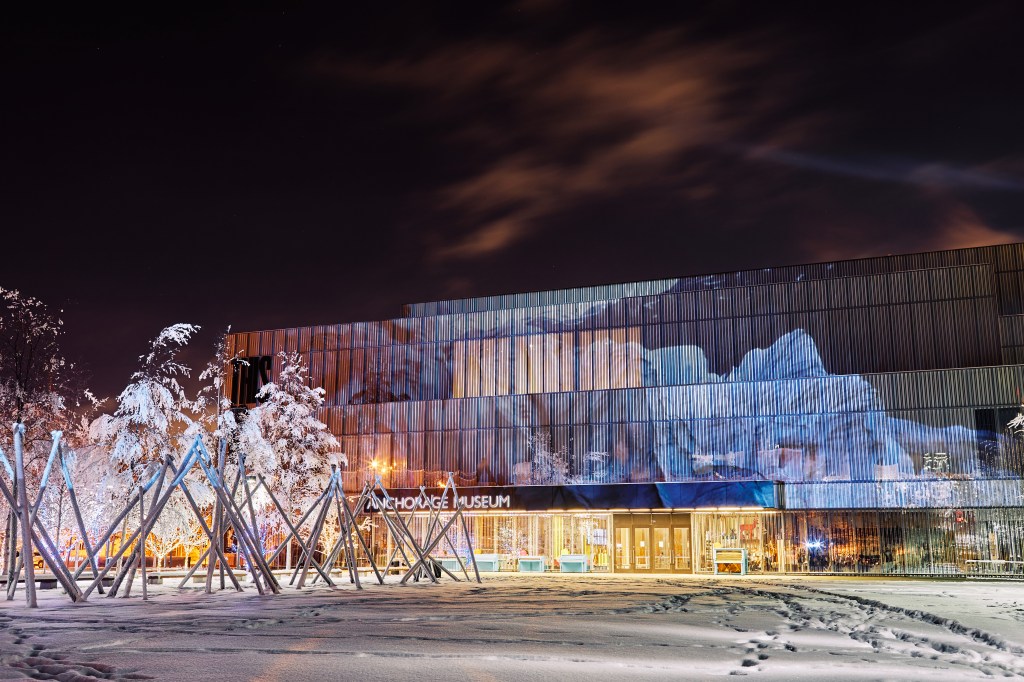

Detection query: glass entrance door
xmin=674 ymin=526 xmax=692 ymax=571
xmin=654 ymin=528 xmax=671 ymax=571
xmin=634 ymin=528 xmax=650 ymax=569
xmin=612 ymin=513 xmax=693 ymax=573
xmin=614 ymin=526 xmax=631 ymax=570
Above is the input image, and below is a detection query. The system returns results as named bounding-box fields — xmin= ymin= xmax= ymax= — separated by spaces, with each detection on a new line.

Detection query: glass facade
xmin=229 ymin=243 xmax=1024 ymax=577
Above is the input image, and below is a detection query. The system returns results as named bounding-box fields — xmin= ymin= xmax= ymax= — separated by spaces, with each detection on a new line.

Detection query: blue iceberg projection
xmin=643 ymin=329 xmax=1001 ymax=484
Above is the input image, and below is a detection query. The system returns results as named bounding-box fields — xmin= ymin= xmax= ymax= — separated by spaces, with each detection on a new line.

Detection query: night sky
xmin=3 ymin=2 xmax=1023 ymax=402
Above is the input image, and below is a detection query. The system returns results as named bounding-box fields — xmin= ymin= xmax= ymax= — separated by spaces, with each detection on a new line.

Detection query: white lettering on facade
xmin=363 ymin=492 xmax=513 ymax=511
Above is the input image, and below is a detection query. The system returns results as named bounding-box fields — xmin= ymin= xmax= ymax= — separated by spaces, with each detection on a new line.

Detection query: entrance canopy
xmin=362 ymin=480 xmax=779 ymax=513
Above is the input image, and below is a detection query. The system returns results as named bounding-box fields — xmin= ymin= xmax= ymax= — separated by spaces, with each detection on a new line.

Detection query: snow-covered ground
xmin=1 ymin=574 xmax=1023 ymax=681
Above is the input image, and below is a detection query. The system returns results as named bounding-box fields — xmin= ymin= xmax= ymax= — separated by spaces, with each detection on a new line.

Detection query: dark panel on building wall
xmin=367 ymin=481 xmax=779 ymax=512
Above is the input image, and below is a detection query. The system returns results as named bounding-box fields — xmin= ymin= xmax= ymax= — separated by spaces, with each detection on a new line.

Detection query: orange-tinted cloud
xmin=309 ymin=24 xmax=1023 ymax=265
xmin=927 ymin=203 xmax=1020 ymax=251
xmin=311 ymin=31 xmax=788 ymax=259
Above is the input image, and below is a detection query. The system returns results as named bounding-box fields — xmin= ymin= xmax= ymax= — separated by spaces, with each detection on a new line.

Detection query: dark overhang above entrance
xmin=370 ymin=481 xmax=780 ymax=513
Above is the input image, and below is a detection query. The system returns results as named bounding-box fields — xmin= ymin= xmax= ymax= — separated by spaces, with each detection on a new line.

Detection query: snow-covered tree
xmin=144 ymin=516 xmax=178 ymax=571
xmin=0 ymin=287 xmax=72 ymax=429
xmin=36 ymin=442 xmax=109 ymax=568
xmin=178 ymin=515 xmax=206 ymax=569
xmin=92 ymin=324 xmax=201 ymax=495
xmin=0 ymin=287 xmax=100 ymax=577
xmin=236 ymin=351 xmax=340 ymax=518
xmin=144 ymin=495 xmax=190 ymax=569
xmin=318 ymin=516 xmax=340 ymax=557
xmin=195 ymin=327 xmax=240 ymax=446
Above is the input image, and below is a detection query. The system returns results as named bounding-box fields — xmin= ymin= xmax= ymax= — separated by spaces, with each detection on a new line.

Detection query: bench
xmin=713 ymin=547 xmax=747 ymax=575
xmin=438 ymin=557 xmax=465 ymax=573
xmin=559 ymin=554 xmax=588 ymax=573
xmin=965 ymin=559 xmax=1024 ymax=575
xmin=0 ymin=577 xmax=60 ymax=590
xmin=473 ymin=554 xmax=502 ymax=572
xmin=518 ymin=556 xmax=545 ymax=573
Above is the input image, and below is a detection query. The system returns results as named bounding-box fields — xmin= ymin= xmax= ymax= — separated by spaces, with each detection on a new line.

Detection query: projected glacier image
xmin=327 ymin=299 xmax=1020 ymax=491
xmin=642 ymin=329 xmax=994 ymax=482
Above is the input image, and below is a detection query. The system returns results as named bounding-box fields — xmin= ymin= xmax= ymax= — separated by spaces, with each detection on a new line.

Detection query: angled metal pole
xmin=258 ymin=476 xmax=334 ymax=586
xmin=376 ymin=503 xmax=416 ymax=574
xmin=4 ymin=430 xmax=87 ymax=601
xmin=197 ymin=442 xmax=279 ymax=592
xmin=85 ymin=450 xmax=189 ymax=599
xmin=139 ymin=485 xmax=148 ymax=601
xmin=109 ymin=462 xmax=169 ymax=598
xmin=0 ymin=446 xmax=17 ymax=596
xmin=175 ymin=479 xmax=243 ymax=592
xmin=314 ymin=484 xmax=362 ymax=586
xmin=90 ymin=487 xmax=146 ymax=599
xmin=4 ymin=510 xmax=16 ymax=600
xmin=370 ymin=481 xmax=421 ymax=576
xmin=263 ymin=479 xmax=332 ymax=566
xmin=437 ymin=474 xmax=474 ymax=580
xmin=344 ymin=484 xmax=384 ymax=583
xmin=380 ymin=487 xmax=423 ymax=574
xmin=199 ymin=470 xmax=266 ymax=594
xmin=0 ymin=474 xmax=84 ymax=601
xmin=1 ymin=443 xmax=22 ymax=601
xmin=457 ymin=506 xmax=481 ymax=584
xmin=419 ymin=479 xmax=470 ymax=581
xmin=295 ymin=476 xmax=335 ymax=589
xmin=400 ymin=511 xmax=462 ymax=584
xmin=196 ymin=441 xmax=277 ymax=588
xmin=238 ymin=455 xmax=266 ymax=559
xmin=413 ymin=483 xmax=465 ymax=580
xmin=375 ymin=477 xmax=437 ymax=584
xmin=448 ymin=473 xmax=481 ymax=583
xmin=13 ymin=424 xmax=36 ymax=607
xmin=59 ymin=444 xmax=104 ymax=594
xmin=73 ymin=449 xmax=177 ymax=582
xmin=194 ymin=441 xmax=277 ymax=593
xmin=330 ymin=479 xmax=361 ymax=589
xmin=205 ymin=438 xmax=228 ymax=593
xmin=331 ymin=479 xmax=382 ymax=585
xmin=26 ymin=431 xmax=62 ymax=528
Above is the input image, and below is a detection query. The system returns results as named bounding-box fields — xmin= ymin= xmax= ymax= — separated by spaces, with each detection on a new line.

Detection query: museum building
xmin=227 ymin=243 xmax=1024 ymax=577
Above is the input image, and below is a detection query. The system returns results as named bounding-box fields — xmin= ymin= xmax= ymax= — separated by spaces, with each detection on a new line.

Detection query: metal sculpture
xmin=0 ymin=432 xmax=481 ymax=605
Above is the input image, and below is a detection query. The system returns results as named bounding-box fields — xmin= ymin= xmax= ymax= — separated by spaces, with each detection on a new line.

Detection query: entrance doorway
xmin=612 ymin=513 xmax=692 ymax=573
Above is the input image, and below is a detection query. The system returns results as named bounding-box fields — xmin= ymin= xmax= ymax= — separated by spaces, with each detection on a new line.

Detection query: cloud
xmin=735 ymin=146 xmax=1024 ymax=192
xmin=312 ymin=31 xmax=780 ymax=259
xmin=926 ymin=203 xmax=1020 ymax=251
xmin=795 ymin=198 xmax=1020 ymax=264
xmin=308 ymin=23 xmax=1023 ymax=267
